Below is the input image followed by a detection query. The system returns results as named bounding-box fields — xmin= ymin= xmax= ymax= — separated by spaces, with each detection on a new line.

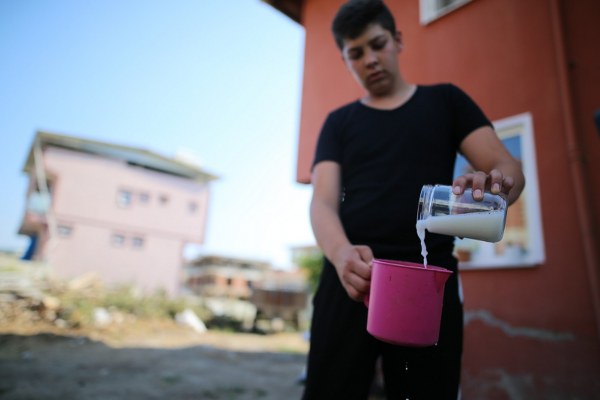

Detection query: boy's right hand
xmin=332 ymin=244 xmax=374 ymax=301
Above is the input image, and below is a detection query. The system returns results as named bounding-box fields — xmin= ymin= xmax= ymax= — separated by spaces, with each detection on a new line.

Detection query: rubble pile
xmin=0 ymin=255 xmax=305 ymax=335
xmin=0 ymin=255 xmax=211 ymax=334
xmin=0 ymin=255 xmax=103 ymax=329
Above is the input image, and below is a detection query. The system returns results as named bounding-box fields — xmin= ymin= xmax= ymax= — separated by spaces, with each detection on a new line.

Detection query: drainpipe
xmin=549 ymin=0 xmax=600 ymax=341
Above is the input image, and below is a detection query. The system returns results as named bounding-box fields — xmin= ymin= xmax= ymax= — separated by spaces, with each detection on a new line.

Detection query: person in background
xmin=302 ymin=0 xmax=525 ymax=399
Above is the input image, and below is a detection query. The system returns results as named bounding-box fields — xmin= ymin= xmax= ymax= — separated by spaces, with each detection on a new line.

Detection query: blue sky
xmin=0 ymin=0 xmax=314 ymax=268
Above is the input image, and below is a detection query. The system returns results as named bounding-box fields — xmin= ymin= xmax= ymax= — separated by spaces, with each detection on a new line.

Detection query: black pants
xmin=301 ymin=252 xmax=463 ymax=400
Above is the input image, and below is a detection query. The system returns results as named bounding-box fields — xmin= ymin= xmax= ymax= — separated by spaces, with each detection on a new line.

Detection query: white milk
xmin=416 ymin=219 xmax=428 ymax=267
xmin=416 ymin=210 xmax=505 ymax=266
xmin=422 ymin=210 xmax=505 ymax=242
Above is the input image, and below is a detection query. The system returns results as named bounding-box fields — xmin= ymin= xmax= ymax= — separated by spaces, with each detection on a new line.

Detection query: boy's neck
xmin=362 ymin=81 xmax=416 ymax=110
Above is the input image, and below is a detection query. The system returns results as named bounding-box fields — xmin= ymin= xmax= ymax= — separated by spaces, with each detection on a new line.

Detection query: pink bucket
xmin=365 ymin=259 xmax=452 ymax=347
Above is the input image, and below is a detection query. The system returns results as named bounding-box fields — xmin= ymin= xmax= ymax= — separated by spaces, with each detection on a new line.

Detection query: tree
xmin=297 ymin=252 xmax=323 ymax=294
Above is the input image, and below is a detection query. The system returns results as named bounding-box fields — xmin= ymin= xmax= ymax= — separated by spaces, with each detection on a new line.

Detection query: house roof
xmin=23 ymin=131 xmax=219 ymax=183
xmin=261 ymin=0 xmax=303 ymax=24
xmin=188 ymin=255 xmax=272 ymax=271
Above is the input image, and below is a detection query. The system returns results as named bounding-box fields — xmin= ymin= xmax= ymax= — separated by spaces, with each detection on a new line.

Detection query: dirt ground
xmin=0 ymin=320 xmax=310 ymax=400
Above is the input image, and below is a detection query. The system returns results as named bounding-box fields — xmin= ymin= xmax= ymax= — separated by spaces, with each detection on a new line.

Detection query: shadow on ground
xmin=0 ymin=333 xmax=307 ymax=400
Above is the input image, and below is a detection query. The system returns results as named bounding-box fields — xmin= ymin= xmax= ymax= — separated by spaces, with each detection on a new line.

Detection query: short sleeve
xmin=446 ymin=84 xmax=493 ymax=147
xmin=312 ymin=112 xmax=342 ymax=170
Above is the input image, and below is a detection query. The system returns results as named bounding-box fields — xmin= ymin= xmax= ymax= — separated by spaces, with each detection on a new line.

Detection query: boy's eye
xmin=347 ymin=50 xmax=363 ymax=60
xmin=371 ymin=38 xmax=387 ymax=50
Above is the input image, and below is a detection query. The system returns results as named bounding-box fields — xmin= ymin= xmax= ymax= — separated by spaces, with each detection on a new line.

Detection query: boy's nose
xmin=364 ymin=49 xmax=378 ymax=67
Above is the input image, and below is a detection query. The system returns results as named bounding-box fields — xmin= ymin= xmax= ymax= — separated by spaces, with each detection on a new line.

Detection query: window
xmin=116 ymin=190 xmax=132 ymax=207
xmin=34 ymin=179 xmax=54 ymax=195
xmin=111 ymin=234 xmax=126 ymax=247
xmin=132 ymin=237 xmax=145 ymax=248
xmin=57 ymin=225 xmax=73 ymax=237
xmin=420 ymin=0 xmax=472 ymax=25
xmin=159 ymin=194 xmax=169 ymax=206
xmin=138 ymin=192 xmax=150 ymax=204
xmin=28 ymin=192 xmax=52 ymax=215
xmin=455 ymin=113 xmax=545 ymax=269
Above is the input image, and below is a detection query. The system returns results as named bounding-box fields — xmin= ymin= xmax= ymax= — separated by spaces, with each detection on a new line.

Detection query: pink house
xmin=18 ymin=131 xmax=217 ymax=296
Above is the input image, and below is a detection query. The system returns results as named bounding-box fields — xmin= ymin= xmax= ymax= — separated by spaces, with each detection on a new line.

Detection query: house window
xmin=138 ymin=192 xmax=150 ymax=204
xmin=420 ymin=0 xmax=472 ymax=25
xmin=57 ymin=225 xmax=73 ymax=237
xmin=28 ymin=192 xmax=52 ymax=215
xmin=454 ymin=113 xmax=545 ymax=269
xmin=111 ymin=234 xmax=126 ymax=247
xmin=159 ymin=194 xmax=169 ymax=206
xmin=34 ymin=179 xmax=54 ymax=195
xmin=131 ymin=237 xmax=145 ymax=248
xmin=117 ymin=190 xmax=132 ymax=207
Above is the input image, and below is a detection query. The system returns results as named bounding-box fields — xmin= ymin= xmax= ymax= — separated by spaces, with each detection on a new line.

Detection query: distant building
xmin=18 ymin=131 xmax=217 ymax=296
xmin=184 ymin=254 xmax=309 ymax=329
xmin=184 ymin=254 xmax=308 ymax=298
xmin=184 ymin=255 xmax=272 ymax=299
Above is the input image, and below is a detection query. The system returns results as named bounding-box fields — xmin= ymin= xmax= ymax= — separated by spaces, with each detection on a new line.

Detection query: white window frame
xmin=420 ymin=0 xmax=473 ymax=25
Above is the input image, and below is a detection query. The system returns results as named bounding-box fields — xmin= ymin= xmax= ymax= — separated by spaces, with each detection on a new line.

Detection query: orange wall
xmin=295 ymin=0 xmax=600 ymax=397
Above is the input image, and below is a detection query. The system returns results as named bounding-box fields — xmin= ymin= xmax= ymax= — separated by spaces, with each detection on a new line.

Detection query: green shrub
xmin=55 ymin=285 xmax=210 ymax=327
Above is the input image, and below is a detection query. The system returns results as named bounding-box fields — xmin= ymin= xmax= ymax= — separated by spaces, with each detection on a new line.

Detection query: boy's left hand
xmin=452 ymin=168 xmax=514 ymax=201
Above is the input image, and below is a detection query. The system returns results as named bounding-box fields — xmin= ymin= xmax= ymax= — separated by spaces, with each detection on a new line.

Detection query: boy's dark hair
xmin=332 ymin=0 xmax=397 ymax=50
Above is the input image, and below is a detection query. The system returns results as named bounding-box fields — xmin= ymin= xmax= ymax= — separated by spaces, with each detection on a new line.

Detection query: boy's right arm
xmin=310 ymin=161 xmax=373 ymax=301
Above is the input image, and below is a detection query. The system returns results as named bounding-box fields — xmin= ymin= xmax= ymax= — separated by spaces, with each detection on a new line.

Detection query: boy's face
xmin=341 ymin=23 xmax=402 ymax=97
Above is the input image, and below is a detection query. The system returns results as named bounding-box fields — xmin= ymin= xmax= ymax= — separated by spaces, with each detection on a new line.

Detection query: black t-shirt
xmin=312 ymin=83 xmax=492 ymax=258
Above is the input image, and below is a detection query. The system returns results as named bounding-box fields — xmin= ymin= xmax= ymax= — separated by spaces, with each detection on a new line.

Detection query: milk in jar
xmin=416 ymin=185 xmax=507 ymax=243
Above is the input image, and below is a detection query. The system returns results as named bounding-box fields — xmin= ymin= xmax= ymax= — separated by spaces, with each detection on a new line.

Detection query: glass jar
xmin=417 ymin=184 xmax=507 ymax=242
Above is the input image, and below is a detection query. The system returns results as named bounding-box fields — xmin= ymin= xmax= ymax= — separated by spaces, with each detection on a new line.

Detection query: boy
xmin=303 ymin=0 xmax=524 ymax=399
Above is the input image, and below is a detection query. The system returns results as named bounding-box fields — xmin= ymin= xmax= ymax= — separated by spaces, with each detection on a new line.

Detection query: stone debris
xmin=175 ymin=308 xmax=207 ymax=333
xmin=0 ymin=255 xmax=113 ymax=329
